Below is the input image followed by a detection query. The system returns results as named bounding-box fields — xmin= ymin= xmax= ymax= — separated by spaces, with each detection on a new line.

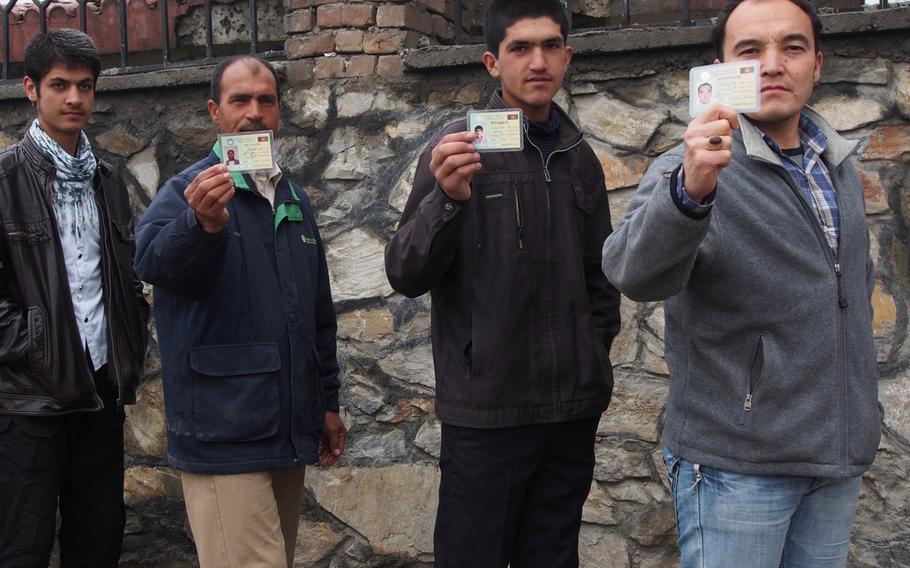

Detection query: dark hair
xmin=484 ymin=0 xmax=569 ymax=55
xmin=210 ymin=56 xmax=280 ymax=103
xmin=698 ymin=83 xmax=712 ymax=91
xmin=475 ymin=125 xmax=484 ymax=131
xmin=712 ymin=0 xmax=822 ymax=60
xmin=24 ymin=29 xmax=101 ymax=92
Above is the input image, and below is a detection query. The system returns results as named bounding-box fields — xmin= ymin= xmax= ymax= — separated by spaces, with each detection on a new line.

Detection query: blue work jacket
xmin=134 ymin=148 xmax=339 ymax=474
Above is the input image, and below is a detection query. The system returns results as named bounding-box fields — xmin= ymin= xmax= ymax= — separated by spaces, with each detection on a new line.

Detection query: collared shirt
xmin=251 ymin=163 xmax=283 ymax=208
xmin=53 ymin=164 xmax=108 ymax=371
xmin=761 ymin=114 xmax=840 ymax=253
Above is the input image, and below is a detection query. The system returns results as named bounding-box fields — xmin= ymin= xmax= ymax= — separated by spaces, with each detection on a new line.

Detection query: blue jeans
xmin=663 ymin=447 xmax=862 ymax=568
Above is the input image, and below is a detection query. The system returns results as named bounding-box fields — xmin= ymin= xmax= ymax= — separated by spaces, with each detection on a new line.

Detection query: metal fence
xmin=1 ymin=0 xmax=284 ymax=82
xmin=454 ymin=0 xmax=898 ymax=43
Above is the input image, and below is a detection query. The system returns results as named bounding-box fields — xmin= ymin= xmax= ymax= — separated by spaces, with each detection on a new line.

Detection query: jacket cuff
xmin=324 ymin=390 xmax=340 ymax=413
xmin=669 ymin=165 xmax=713 ymax=220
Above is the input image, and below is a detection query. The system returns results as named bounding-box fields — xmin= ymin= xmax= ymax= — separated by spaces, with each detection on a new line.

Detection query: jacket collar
xmin=738 ymin=106 xmax=859 ymax=168
xmin=485 ymin=90 xmax=583 ymax=151
xmin=20 ymin=130 xmax=58 ymax=177
xmin=20 ymin=129 xmax=109 ymax=190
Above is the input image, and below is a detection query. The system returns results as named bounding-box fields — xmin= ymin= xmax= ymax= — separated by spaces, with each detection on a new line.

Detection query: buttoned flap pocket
xmin=190 ymin=342 xmax=281 ymax=443
xmin=3 ymin=211 xmax=51 ymax=246
xmin=571 ymin=184 xmax=594 ymax=215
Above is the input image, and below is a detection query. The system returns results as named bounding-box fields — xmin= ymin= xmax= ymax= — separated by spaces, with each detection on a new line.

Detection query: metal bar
xmin=1 ymin=0 xmax=15 ymax=81
xmin=681 ymin=0 xmax=691 ymax=26
xmin=249 ymin=0 xmax=258 ymax=54
xmin=565 ymin=0 xmax=573 ymax=35
xmin=39 ymin=0 xmax=47 ymax=33
xmin=454 ymin=0 xmax=464 ymax=44
xmin=204 ymin=0 xmax=213 ymax=59
xmin=79 ymin=0 xmax=87 ymax=31
xmin=161 ymin=0 xmax=170 ymax=64
xmin=119 ymin=0 xmax=128 ymax=67
xmin=622 ymin=0 xmax=630 ymax=26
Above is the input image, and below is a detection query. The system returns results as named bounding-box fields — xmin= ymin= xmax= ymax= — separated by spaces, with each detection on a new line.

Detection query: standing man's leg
xmin=271 ymin=467 xmax=308 ymax=568
xmin=58 ymin=366 xmax=126 ymax=568
xmin=665 ymin=448 xmax=826 ymax=568
xmin=0 ymin=414 xmax=64 ymax=568
xmin=510 ymin=415 xmax=599 ymax=568
xmin=780 ymin=476 xmax=862 ymax=568
xmin=434 ymin=424 xmax=543 ymax=568
xmin=182 ymin=469 xmax=297 ymax=568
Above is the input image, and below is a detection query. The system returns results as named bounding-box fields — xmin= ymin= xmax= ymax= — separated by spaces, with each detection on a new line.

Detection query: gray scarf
xmin=29 ymin=119 xmax=98 ymax=239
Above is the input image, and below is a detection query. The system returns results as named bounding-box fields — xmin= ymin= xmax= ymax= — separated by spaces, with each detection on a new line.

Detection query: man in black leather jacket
xmin=0 ymin=30 xmax=149 ymax=567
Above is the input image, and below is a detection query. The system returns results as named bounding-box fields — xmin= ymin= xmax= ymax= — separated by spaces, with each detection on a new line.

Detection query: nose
xmin=65 ymin=85 xmax=83 ymax=105
xmin=529 ymin=46 xmax=547 ymax=71
xmin=247 ymin=99 xmax=264 ymax=120
xmin=761 ymin=45 xmax=785 ymax=75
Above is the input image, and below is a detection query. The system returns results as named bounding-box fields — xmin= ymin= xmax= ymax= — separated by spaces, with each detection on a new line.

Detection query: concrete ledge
xmin=0 ymin=60 xmax=287 ymax=102
xmin=404 ymin=6 xmax=910 ymax=71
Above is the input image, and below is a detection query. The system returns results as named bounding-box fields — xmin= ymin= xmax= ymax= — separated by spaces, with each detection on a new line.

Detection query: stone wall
xmin=1 ymin=7 xmax=909 ymax=568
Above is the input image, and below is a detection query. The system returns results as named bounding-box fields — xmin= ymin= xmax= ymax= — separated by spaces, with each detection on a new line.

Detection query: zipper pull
xmin=834 ymin=262 xmax=848 ymax=308
xmin=743 ymin=394 xmax=753 ymax=412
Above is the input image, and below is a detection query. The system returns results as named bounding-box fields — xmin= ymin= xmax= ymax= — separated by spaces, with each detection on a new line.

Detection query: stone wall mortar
xmin=1 ymin=28 xmax=909 ymax=568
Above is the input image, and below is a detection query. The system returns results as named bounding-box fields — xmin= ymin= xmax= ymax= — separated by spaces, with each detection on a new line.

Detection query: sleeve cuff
xmin=670 ymin=166 xmax=715 ymax=220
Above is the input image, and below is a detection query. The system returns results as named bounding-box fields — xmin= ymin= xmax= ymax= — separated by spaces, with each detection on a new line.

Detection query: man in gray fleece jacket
xmin=601 ymin=1 xmax=881 ymax=566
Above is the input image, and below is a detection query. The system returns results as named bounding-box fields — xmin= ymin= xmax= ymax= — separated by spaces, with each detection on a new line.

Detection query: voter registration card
xmin=467 ymin=109 xmax=524 ymax=153
xmin=218 ymin=130 xmax=275 ymax=173
xmin=689 ymin=60 xmax=761 ymax=117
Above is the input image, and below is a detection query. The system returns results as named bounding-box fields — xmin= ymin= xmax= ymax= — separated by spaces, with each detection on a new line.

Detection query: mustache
xmin=239 ymin=120 xmax=269 ymax=132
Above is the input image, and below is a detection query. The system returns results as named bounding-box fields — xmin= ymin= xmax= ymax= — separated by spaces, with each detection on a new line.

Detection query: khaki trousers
xmin=181 ymin=467 xmax=307 ymax=568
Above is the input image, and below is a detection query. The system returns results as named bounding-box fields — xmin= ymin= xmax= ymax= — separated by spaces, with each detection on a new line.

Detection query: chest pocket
xmin=4 ymin=215 xmax=52 ymax=246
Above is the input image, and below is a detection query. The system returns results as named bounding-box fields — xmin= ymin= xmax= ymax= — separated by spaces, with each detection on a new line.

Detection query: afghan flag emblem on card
xmin=258 ymin=136 xmax=269 ymax=142
xmin=740 ymin=66 xmax=755 ymax=74
xmin=508 ymin=113 xmax=518 ymax=120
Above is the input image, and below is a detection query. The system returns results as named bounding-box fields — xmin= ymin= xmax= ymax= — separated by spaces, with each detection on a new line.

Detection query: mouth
xmin=761 ymin=85 xmax=790 ymax=95
xmin=526 ymin=77 xmax=552 ymax=85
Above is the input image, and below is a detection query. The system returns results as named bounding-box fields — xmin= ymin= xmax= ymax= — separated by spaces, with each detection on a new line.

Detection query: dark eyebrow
xmin=731 ymin=38 xmax=762 ymax=52
xmin=227 ymin=92 xmax=253 ymax=102
xmin=505 ymin=36 xmax=564 ymax=50
xmin=732 ymin=32 xmax=810 ymax=53
xmin=781 ymin=33 xmax=810 ymax=46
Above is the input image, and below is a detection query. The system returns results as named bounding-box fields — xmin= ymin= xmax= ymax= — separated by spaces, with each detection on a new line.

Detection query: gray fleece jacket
xmin=602 ymin=109 xmax=881 ymax=478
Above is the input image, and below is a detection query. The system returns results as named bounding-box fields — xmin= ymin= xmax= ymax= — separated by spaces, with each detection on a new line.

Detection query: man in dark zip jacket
xmin=385 ymin=1 xmax=620 ymax=565
xmin=602 ymin=1 xmax=880 ymax=566
xmin=0 ymin=30 xmax=149 ymax=566
xmin=134 ymin=56 xmax=345 ymax=568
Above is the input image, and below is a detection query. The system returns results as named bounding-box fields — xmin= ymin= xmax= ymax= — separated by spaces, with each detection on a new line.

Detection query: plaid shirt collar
xmin=760 ymin=113 xmax=840 ymax=252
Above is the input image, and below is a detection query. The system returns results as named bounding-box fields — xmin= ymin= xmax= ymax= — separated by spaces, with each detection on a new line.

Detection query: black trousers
xmin=0 ymin=366 xmax=125 ymax=568
xmin=434 ymin=415 xmax=600 ymax=568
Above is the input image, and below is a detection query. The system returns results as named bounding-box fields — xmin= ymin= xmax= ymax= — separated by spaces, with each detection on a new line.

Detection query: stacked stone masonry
xmin=284 ymin=0 xmax=453 ymax=80
xmin=1 ymin=13 xmax=909 ymax=568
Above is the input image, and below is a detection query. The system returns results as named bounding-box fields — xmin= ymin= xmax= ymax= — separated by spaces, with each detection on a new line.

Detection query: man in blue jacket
xmin=135 ymin=55 xmax=345 ymax=567
xmin=602 ymin=1 xmax=880 ymax=566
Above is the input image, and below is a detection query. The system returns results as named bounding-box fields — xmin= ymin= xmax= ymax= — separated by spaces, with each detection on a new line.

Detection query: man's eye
xmin=512 ymin=46 xmax=527 ymax=53
xmin=785 ymin=45 xmax=805 ymax=52
xmin=739 ymin=48 xmax=758 ymax=56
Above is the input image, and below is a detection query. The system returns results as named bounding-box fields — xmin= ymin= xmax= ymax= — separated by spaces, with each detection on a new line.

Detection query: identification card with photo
xmin=467 ymin=109 xmax=524 ymax=153
xmin=689 ymin=60 xmax=761 ymax=117
xmin=218 ymin=130 xmax=275 ymax=173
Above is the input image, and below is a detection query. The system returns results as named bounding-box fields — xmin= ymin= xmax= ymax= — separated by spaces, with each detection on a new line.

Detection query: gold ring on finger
xmin=707 ymin=135 xmax=723 ymax=150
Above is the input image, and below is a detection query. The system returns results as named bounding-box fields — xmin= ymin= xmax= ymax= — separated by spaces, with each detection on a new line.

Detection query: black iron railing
xmin=454 ymin=0 xmax=896 ymax=43
xmin=1 ymin=0 xmax=285 ymax=82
